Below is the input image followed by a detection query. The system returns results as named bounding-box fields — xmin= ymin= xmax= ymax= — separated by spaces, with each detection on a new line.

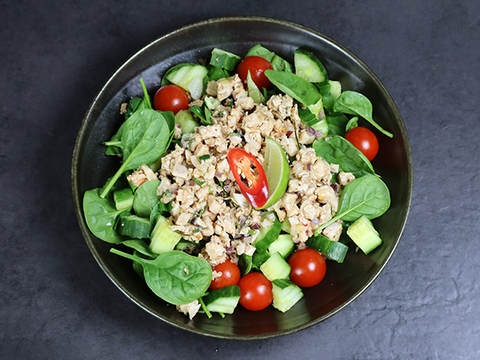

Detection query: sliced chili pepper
xmin=227 ymin=148 xmax=269 ymax=208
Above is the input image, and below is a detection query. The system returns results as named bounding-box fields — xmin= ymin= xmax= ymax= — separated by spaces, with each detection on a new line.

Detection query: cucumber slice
xmin=117 ymin=215 xmax=151 ymax=239
xmin=294 ymin=48 xmax=328 ymax=83
xmin=150 ymin=215 xmax=182 ymax=254
xmin=175 ymin=110 xmax=199 ymax=134
xmin=281 ymin=218 xmax=291 ymax=233
xmin=306 ymin=234 xmax=348 ymax=263
xmin=164 ymin=63 xmax=208 ymax=99
xmin=113 ymin=188 xmax=134 ymax=211
xmin=329 ymin=80 xmax=342 ymax=101
xmin=247 ymin=71 xmax=266 ymax=104
xmin=253 ymin=213 xmax=282 ymax=253
xmin=347 ymin=215 xmax=382 ymax=254
xmin=202 ymin=285 xmax=241 ymax=314
xmin=268 ymin=234 xmax=295 ymax=259
xmin=272 ymin=279 xmax=303 ymax=313
xmin=210 ymin=48 xmax=242 ymax=71
xmin=260 ymin=252 xmax=291 ymax=281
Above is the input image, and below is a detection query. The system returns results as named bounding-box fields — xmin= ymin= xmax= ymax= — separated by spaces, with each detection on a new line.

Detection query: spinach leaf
xmin=110 ymin=249 xmax=212 ymax=305
xmin=133 ymin=180 xmax=161 ymax=218
xmin=121 ymin=239 xmax=156 ymax=258
xmin=314 ymin=175 xmax=390 ymax=234
xmin=100 ymin=109 xmax=174 ymax=198
xmin=317 ymin=82 xmax=335 ymax=112
xmin=313 ymin=135 xmax=375 ymax=178
xmin=83 ymin=188 xmax=125 ymax=244
xmin=325 ymin=111 xmax=349 ymax=136
xmin=149 ymin=200 xmax=173 ymax=227
xmin=333 ymin=91 xmax=393 ymax=138
xmin=264 ymin=70 xmax=321 ymax=106
xmin=189 ymin=104 xmax=213 ymax=125
xmin=245 ymin=44 xmax=275 ymax=62
xmin=345 ymin=116 xmax=359 ymax=133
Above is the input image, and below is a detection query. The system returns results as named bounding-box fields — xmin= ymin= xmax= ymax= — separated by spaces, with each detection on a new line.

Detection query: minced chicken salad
xmin=83 ymin=45 xmax=392 ymax=320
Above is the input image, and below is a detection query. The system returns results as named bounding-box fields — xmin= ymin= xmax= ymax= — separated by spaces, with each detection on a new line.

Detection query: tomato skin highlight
xmin=288 ymin=249 xmax=326 ymax=288
xmin=153 ymin=84 xmax=190 ymax=115
xmin=227 ymin=148 xmax=269 ymax=208
xmin=237 ymin=56 xmax=274 ymax=89
xmin=209 ymin=260 xmax=241 ymax=290
xmin=344 ymin=126 xmax=379 ymax=161
xmin=238 ymin=272 xmax=273 ymax=311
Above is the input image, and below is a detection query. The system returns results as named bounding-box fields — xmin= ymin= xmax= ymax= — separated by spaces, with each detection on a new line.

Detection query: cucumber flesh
xmin=268 ymin=234 xmax=295 ymax=259
xmin=117 ymin=215 xmax=151 ymax=239
xmin=202 ymin=285 xmax=241 ymax=314
xmin=260 ymin=252 xmax=291 ymax=281
xmin=113 ymin=188 xmax=134 ymax=211
xmin=294 ymin=48 xmax=328 ymax=83
xmin=247 ymin=71 xmax=265 ymax=104
xmin=272 ymin=279 xmax=303 ymax=313
xmin=306 ymin=234 xmax=348 ymax=263
xmin=254 ymin=213 xmax=282 ymax=253
xmin=150 ymin=215 xmax=182 ymax=254
xmin=210 ymin=48 xmax=242 ymax=71
xmin=164 ymin=63 xmax=208 ymax=99
xmin=175 ymin=110 xmax=199 ymax=134
xmin=347 ymin=215 xmax=382 ymax=254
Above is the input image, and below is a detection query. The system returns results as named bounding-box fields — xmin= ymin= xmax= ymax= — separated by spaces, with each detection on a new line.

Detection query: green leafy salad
xmin=83 ymin=44 xmax=392 ymax=319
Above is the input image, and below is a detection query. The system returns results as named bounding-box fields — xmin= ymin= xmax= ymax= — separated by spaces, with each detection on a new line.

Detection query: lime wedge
xmin=261 ymin=137 xmax=290 ymax=209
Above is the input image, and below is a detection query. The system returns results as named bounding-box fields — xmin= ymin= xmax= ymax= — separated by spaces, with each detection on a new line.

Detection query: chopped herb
xmin=187 ymin=138 xmax=195 ymax=150
xmin=199 ymin=154 xmax=211 ymax=162
xmin=193 ymin=178 xmax=205 ymax=185
xmin=192 ymin=227 xmax=206 ymax=234
xmin=198 ymin=296 xmax=212 ymax=319
xmin=164 ymin=189 xmax=172 ymax=197
xmin=292 ymin=119 xmax=302 ymax=150
xmin=218 ymin=111 xmax=224 ymax=117
xmin=227 ymin=100 xmax=234 ymax=107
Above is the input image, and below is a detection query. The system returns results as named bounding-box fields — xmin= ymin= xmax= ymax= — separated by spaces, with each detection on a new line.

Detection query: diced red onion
xmin=312 ymin=218 xmax=319 ymax=225
xmin=306 ymin=163 xmax=311 ymax=171
xmin=286 ymin=130 xmax=293 ymax=137
xmin=226 ymin=246 xmax=234 ymax=252
xmin=330 ymin=183 xmax=339 ymax=191
xmin=176 ymin=124 xmax=182 ymax=129
xmin=307 ymin=126 xmax=316 ymax=135
xmin=315 ymin=130 xmax=323 ymax=137
xmin=224 ymin=184 xmax=231 ymax=191
xmin=252 ymin=223 xmax=261 ymax=230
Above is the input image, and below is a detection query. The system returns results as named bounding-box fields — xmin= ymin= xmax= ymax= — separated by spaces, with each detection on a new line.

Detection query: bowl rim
xmin=71 ymin=15 xmax=414 ymax=340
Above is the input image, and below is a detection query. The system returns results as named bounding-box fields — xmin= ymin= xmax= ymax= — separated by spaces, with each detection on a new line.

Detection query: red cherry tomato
xmin=227 ymin=148 xmax=269 ymax=208
xmin=209 ymin=260 xmax=241 ymax=290
xmin=237 ymin=56 xmax=274 ymax=89
xmin=153 ymin=84 xmax=190 ymax=115
xmin=288 ymin=249 xmax=326 ymax=288
xmin=238 ymin=272 xmax=273 ymax=311
xmin=344 ymin=126 xmax=379 ymax=161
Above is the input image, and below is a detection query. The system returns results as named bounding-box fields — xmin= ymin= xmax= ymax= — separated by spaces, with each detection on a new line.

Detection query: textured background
xmin=1 ymin=0 xmax=479 ymax=359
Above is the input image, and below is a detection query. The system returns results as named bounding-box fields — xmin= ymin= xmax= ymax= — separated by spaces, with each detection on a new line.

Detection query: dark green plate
xmin=72 ymin=17 xmax=413 ymax=339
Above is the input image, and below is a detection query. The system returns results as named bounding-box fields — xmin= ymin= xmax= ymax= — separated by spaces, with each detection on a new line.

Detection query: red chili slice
xmin=227 ymin=148 xmax=269 ymax=208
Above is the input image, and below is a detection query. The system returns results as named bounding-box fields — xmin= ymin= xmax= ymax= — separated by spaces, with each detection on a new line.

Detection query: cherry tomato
xmin=209 ymin=260 xmax=241 ymax=290
xmin=344 ymin=126 xmax=379 ymax=161
xmin=227 ymin=148 xmax=269 ymax=208
xmin=153 ymin=84 xmax=189 ymax=115
xmin=237 ymin=56 xmax=274 ymax=89
xmin=288 ymin=249 xmax=326 ymax=288
xmin=238 ymin=272 xmax=273 ymax=311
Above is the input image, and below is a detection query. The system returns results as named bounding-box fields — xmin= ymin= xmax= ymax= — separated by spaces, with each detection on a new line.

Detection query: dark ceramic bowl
xmin=72 ymin=17 xmax=413 ymax=339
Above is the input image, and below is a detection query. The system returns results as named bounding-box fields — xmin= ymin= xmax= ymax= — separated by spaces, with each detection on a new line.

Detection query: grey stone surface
xmin=1 ymin=0 xmax=479 ymax=359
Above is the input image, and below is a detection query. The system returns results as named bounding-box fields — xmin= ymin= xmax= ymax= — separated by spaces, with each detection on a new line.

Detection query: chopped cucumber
xmin=175 ymin=110 xmax=199 ymax=134
xmin=210 ymin=48 xmax=242 ymax=71
xmin=272 ymin=279 xmax=303 ymax=313
xmin=268 ymin=234 xmax=295 ymax=259
xmin=204 ymin=96 xmax=220 ymax=110
xmin=294 ymin=48 xmax=328 ymax=83
xmin=117 ymin=215 xmax=151 ymax=239
xmin=347 ymin=215 xmax=382 ymax=254
xmin=113 ymin=188 xmax=134 ymax=211
xmin=281 ymin=218 xmax=291 ymax=233
xmin=260 ymin=252 xmax=291 ymax=281
xmin=253 ymin=213 xmax=282 ymax=253
xmin=329 ymin=80 xmax=342 ymax=100
xmin=149 ymin=214 xmax=182 ymax=254
xmin=202 ymin=285 xmax=241 ymax=314
xmin=317 ymin=80 xmax=342 ymax=112
xmin=164 ymin=63 xmax=208 ymax=100
xmin=306 ymin=234 xmax=348 ymax=263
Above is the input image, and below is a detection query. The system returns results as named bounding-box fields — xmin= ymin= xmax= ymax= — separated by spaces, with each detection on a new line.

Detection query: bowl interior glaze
xmin=72 ymin=17 xmax=413 ymax=339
